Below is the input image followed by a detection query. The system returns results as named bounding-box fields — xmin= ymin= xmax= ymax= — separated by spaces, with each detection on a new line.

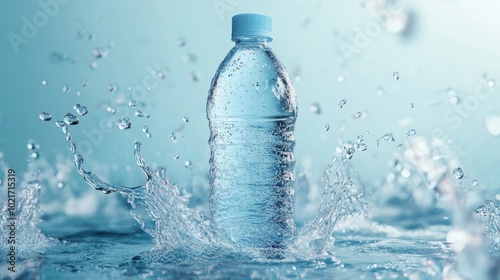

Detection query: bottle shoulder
xmin=208 ymin=45 xmax=298 ymax=118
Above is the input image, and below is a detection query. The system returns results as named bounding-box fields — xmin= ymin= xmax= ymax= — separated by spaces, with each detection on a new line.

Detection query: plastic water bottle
xmin=207 ymin=13 xmax=298 ymax=253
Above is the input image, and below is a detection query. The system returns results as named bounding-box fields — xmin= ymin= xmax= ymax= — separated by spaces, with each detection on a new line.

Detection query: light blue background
xmin=1 ymin=0 xmax=499 ymax=202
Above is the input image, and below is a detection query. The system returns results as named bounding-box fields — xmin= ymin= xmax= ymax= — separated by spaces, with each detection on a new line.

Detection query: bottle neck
xmin=234 ymin=37 xmax=269 ymax=47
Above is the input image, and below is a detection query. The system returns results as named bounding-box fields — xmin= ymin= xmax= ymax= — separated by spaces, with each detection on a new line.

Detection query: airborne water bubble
xmin=393 ymin=72 xmax=400 ymax=80
xmin=169 ymin=132 xmax=177 ymax=142
xmin=309 ymin=102 xmax=321 ymax=114
xmin=376 ymin=133 xmax=395 ymax=147
xmin=324 ymin=124 xmax=330 ymax=131
xmin=406 ymin=128 xmax=417 ymax=137
xmin=73 ymin=104 xmax=88 ymax=116
xmin=27 ymin=142 xmax=36 ymax=150
xmin=338 ymin=99 xmax=347 ymax=109
xmin=346 ymin=147 xmax=355 ymax=159
xmin=472 ymin=179 xmax=479 ymax=186
xmin=135 ymin=110 xmax=145 ymax=117
xmin=107 ymin=84 xmax=118 ymax=93
xmin=39 ymin=112 xmax=52 ymax=121
xmin=106 ymin=106 xmax=117 ymax=114
xmin=118 ymin=118 xmax=132 ymax=130
xmin=62 ymin=84 xmax=70 ymax=92
xmin=92 ymin=48 xmax=108 ymax=59
xmin=176 ymin=37 xmax=186 ymax=47
xmin=453 ymin=167 xmax=464 ymax=179
xmin=64 ymin=113 xmax=79 ymax=125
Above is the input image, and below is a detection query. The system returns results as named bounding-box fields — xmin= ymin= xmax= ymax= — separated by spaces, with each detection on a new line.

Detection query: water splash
xmin=475 ymin=200 xmax=500 ymax=256
xmin=0 ymin=144 xmax=55 ymax=259
xmin=49 ymin=114 xmax=368 ymax=263
xmin=292 ymin=155 xmax=366 ymax=258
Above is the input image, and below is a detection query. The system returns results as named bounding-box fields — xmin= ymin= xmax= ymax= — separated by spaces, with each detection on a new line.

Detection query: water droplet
xmin=39 ymin=112 xmax=52 ymax=121
xmin=406 ymin=128 xmax=416 ymax=137
xmin=324 ymin=124 xmax=330 ymax=131
xmin=397 ymin=144 xmax=403 ymax=149
xmin=174 ymin=155 xmax=180 ymax=160
xmin=64 ymin=113 xmax=79 ymax=125
xmin=145 ymin=133 xmax=151 ymax=138
xmin=156 ymin=69 xmax=168 ymax=79
xmin=182 ymin=116 xmax=189 ymax=122
xmin=358 ymin=143 xmax=367 ymax=151
xmin=309 ymin=102 xmax=321 ymax=114
xmin=27 ymin=142 xmax=36 ymax=150
xmin=401 ymin=169 xmax=411 ymax=178
xmin=169 ymin=132 xmax=177 ymax=142
xmin=410 ymin=103 xmax=414 ymax=108
xmin=129 ymin=100 xmax=137 ymax=107
xmin=184 ymin=160 xmax=191 ymax=168
xmin=376 ymin=87 xmax=385 ymax=96
xmin=346 ymin=147 xmax=355 ymax=159
xmin=182 ymin=53 xmax=197 ymax=63
xmin=81 ymin=80 xmax=88 ymax=87
xmin=142 ymin=126 xmax=149 ymax=133
xmin=90 ymin=62 xmax=98 ymax=69
xmin=92 ymin=48 xmax=108 ymax=59
xmin=453 ymin=167 xmax=464 ymax=179
xmin=57 ymin=182 xmax=65 ymax=188
xmin=485 ymin=115 xmax=500 ymax=136
xmin=385 ymin=12 xmax=408 ymax=34
xmin=338 ymin=99 xmax=347 ymax=109
xmin=107 ymin=84 xmax=118 ymax=92
xmin=42 ymin=80 xmax=47 ymax=86
xmin=62 ymin=84 xmax=70 ymax=92
xmin=338 ymin=75 xmax=345 ymax=82
xmin=135 ymin=110 xmax=145 ymax=117
xmin=393 ymin=72 xmax=400 ymax=80
xmin=357 ymin=135 xmax=364 ymax=143
xmin=106 ymin=106 xmax=117 ymax=114
xmin=376 ymin=133 xmax=395 ymax=147
xmin=356 ymin=112 xmax=362 ymax=118
xmin=488 ymin=80 xmax=495 ymax=88
xmin=55 ymin=120 xmax=66 ymax=127
xmin=176 ymin=38 xmax=186 ymax=47
xmin=472 ymin=179 xmax=479 ymax=186
xmin=449 ymin=96 xmax=459 ymax=105
xmin=73 ymin=104 xmax=88 ymax=116
xmin=76 ymin=91 xmax=82 ymax=96
xmin=118 ymin=118 xmax=132 ymax=130
xmin=190 ymin=71 xmax=200 ymax=82
xmin=49 ymin=52 xmax=71 ymax=64
xmin=31 ymin=151 xmax=39 ymax=159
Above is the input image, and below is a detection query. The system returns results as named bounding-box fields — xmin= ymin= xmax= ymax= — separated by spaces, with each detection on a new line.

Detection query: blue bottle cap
xmin=231 ymin=13 xmax=273 ymax=42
